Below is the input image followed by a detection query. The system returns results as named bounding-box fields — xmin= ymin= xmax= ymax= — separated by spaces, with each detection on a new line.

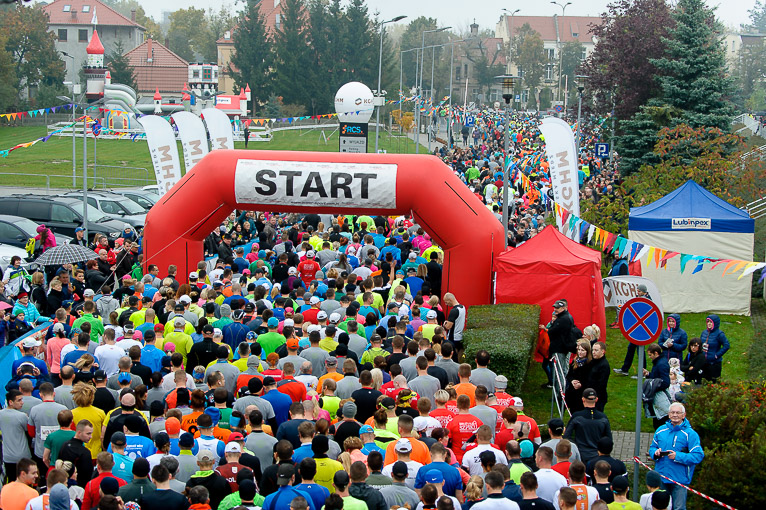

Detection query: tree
xmin=399 ymin=17 xmax=442 ymax=90
xmin=102 ymin=0 xmax=162 ymax=39
xmin=167 ymin=8 xmax=210 ymax=62
xmin=203 ymin=6 xmax=235 ymax=63
xmin=1 ymin=3 xmax=65 ymax=106
xmin=272 ymin=0 xmax=313 ymax=108
xmin=651 ymin=0 xmax=735 ymax=132
xmin=733 ymin=41 xmax=766 ymax=110
xmin=229 ymin=0 xmax=274 ymax=109
xmin=514 ymin=23 xmax=545 ymax=109
xmin=581 ymin=0 xmax=674 ymax=121
xmin=748 ymin=0 xmax=766 ymax=32
xmin=108 ymin=41 xmax=137 ymax=90
xmin=560 ymin=41 xmax=585 ymax=102
xmin=0 ymin=34 xmax=17 ymax=112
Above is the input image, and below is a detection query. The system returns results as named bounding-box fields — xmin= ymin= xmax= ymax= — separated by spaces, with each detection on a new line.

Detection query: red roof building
xmin=124 ymin=38 xmax=188 ymax=95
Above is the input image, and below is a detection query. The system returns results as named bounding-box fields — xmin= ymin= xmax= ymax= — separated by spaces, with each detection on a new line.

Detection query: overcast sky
xmin=140 ymin=0 xmax=756 ymax=32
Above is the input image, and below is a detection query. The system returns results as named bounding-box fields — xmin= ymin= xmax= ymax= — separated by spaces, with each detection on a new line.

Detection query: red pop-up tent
xmin=495 ymin=225 xmax=606 ymax=341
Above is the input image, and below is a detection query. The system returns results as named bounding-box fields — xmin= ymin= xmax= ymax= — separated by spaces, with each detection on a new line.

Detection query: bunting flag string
xmin=0 ymin=116 xmax=89 ymax=158
xmin=0 ymin=102 xmax=75 ymax=122
xmin=552 ymin=202 xmax=766 ymax=282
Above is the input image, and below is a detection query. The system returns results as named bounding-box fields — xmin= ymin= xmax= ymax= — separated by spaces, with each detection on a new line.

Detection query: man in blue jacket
xmin=658 ymin=314 xmax=688 ymax=362
xmin=649 ymin=403 xmax=704 ymax=510
xmin=700 ymin=315 xmax=729 ymax=382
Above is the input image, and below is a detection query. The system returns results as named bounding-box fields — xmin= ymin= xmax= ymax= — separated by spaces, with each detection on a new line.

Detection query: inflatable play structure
xmin=629 ymin=180 xmax=755 ymax=315
xmin=143 ymin=150 xmax=505 ymax=307
xmin=494 ymin=225 xmax=607 ymax=340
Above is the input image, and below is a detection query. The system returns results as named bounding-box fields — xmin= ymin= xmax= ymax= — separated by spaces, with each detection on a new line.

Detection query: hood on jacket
xmin=706 ymin=314 xmax=720 ymax=331
xmin=49 ymin=483 xmax=71 ymax=510
xmin=668 ymin=313 xmax=681 ymax=330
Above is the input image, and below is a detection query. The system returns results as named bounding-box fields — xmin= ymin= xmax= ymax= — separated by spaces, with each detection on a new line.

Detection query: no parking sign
xmin=618 ymin=297 xmax=663 ymax=345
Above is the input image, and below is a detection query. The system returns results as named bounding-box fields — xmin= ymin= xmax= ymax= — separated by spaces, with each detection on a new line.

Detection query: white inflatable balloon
xmin=334 ymin=82 xmax=375 ymax=123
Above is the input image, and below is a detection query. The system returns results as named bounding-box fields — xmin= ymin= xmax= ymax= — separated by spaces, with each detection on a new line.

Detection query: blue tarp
xmin=0 ymin=321 xmax=52 ymax=402
xmin=628 ymin=180 xmax=755 ymax=233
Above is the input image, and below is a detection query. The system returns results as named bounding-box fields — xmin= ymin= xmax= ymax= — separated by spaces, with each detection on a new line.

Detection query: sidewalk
xmin=612 ymin=430 xmax=654 ymax=465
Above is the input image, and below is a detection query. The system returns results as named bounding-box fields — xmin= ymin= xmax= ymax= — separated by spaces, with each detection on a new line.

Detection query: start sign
xmin=234 ymin=160 xmax=397 ymax=209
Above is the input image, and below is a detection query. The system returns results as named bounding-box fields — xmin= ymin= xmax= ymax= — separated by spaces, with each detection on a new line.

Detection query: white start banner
xmin=540 ymin=116 xmax=580 ymax=218
xmin=138 ymin=115 xmax=183 ymax=197
xmin=602 ymin=276 xmax=664 ymax=312
xmin=234 ymin=160 xmax=398 ymax=209
xmin=671 ymin=217 xmax=711 ymax=230
xmin=201 ymin=107 xmax=234 ymax=151
xmin=172 ymin=111 xmax=209 ymax=172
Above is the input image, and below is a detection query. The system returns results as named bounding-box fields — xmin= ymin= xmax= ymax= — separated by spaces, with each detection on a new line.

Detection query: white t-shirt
xmin=161 ymin=371 xmax=195 ymax=392
xmin=25 ymin=494 xmax=80 ymax=510
xmin=462 ymin=444 xmax=508 ymax=476
xmin=94 ymin=344 xmax=127 ymax=376
xmin=553 ymin=485 xmax=601 ymax=510
xmin=472 ymin=495 xmax=520 ymax=510
xmin=59 ymin=343 xmax=77 ymax=362
xmin=382 ymin=460 xmax=423 ymax=489
xmin=535 ymin=468 xmax=568 ymax=503
xmin=413 ymin=416 xmax=442 ymax=439
xmin=416 ymin=496 xmax=461 ymax=510
xmin=639 ymin=491 xmax=672 ymax=510
xmin=116 ymin=338 xmax=143 ymax=352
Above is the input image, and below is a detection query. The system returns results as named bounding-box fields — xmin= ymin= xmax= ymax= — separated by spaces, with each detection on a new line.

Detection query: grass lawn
xmin=520 ymin=307 xmax=755 ymax=433
xmin=0 ymin=125 xmax=419 ymax=189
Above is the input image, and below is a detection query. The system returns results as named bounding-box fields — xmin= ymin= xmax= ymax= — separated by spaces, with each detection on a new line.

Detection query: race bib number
xmin=40 ymin=425 xmax=58 ymax=441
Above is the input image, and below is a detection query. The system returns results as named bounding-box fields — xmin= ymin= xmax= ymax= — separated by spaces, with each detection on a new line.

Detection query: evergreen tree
xmin=651 ymin=0 xmax=735 ymax=131
xmin=305 ymin=0 xmax=335 ymax=113
xmin=108 ymin=41 xmax=137 ymax=90
xmin=341 ymin=0 xmax=377 ymax=85
xmin=272 ymin=0 xmax=313 ymax=109
xmin=230 ymin=0 xmax=274 ymax=108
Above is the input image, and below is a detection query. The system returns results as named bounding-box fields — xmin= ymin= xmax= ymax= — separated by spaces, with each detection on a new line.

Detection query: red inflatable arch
xmin=143 ymin=150 xmax=504 ymax=306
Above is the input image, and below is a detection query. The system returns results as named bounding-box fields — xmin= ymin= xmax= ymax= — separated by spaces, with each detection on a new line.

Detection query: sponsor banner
xmin=201 ymin=108 xmax=234 ymax=150
xmin=138 ymin=115 xmax=183 ymax=197
xmin=540 ymin=117 xmax=580 ymax=219
xmin=671 ymin=217 xmax=711 ymax=230
xmin=234 ymin=160 xmax=397 ymax=209
xmin=172 ymin=111 xmax=209 ymax=172
xmin=602 ymin=276 xmax=664 ymax=312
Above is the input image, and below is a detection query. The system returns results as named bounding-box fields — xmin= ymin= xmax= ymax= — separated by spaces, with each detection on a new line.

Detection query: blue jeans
xmin=663 ymin=482 xmax=687 ymax=510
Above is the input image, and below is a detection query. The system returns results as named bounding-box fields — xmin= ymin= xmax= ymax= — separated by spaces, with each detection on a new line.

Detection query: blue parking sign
xmin=595 ymin=143 xmax=610 ymax=158
xmin=465 ymin=117 xmax=475 ymax=127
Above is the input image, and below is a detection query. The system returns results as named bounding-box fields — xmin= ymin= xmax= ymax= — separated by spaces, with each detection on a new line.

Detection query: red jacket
xmin=83 ymin=472 xmax=127 ymax=510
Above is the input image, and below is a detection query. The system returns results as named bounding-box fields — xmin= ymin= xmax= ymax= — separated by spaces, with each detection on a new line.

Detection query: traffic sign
xmin=618 ymin=297 xmax=663 ymax=346
xmin=465 ymin=116 xmax=475 ymax=127
xmin=554 ymin=105 xmax=564 ymax=112
xmin=595 ymin=143 xmax=610 ymax=158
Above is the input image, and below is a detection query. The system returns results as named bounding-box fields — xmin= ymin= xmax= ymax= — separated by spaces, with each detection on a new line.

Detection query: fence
xmin=733 ymin=113 xmax=762 ymax=136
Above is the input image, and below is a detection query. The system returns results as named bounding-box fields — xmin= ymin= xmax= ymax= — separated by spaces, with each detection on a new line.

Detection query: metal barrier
xmin=93 ymin=165 xmax=152 ymax=188
xmin=745 ymin=196 xmax=766 ymax=219
xmin=0 ymin=172 xmax=108 ymax=193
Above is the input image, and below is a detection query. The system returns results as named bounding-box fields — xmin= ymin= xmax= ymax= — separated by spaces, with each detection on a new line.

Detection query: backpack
xmin=566 ymin=325 xmax=582 ymax=354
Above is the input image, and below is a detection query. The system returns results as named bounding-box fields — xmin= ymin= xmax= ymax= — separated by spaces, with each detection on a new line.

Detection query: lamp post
xmin=60 ymin=51 xmax=77 ymax=187
xmin=416 ymin=26 xmax=451 ymax=154
xmin=551 ymin=1 xmax=572 ymax=102
xmin=375 ymin=15 xmax=407 ymax=153
xmin=496 ymin=75 xmax=518 ymax=247
xmin=502 ymin=9 xmax=521 ymax=75
xmin=399 ymin=48 xmax=419 ymax=152
xmin=575 ymin=74 xmax=588 ymax=156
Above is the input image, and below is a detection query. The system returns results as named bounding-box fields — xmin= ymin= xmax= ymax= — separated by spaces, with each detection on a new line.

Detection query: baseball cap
xmin=111 ymin=432 xmax=127 ymax=446
xmin=387 ymin=302 xmax=399 ymax=310
xmin=317 ymin=311 xmax=328 ymax=320
xmin=213 ymin=328 xmax=223 ymax=337
xmin=277 ymin=464 xmax=295 ymax=485
xmin=179 ymin=432 xmax=195 ymax=448
xmin=392 ymin=461 xmax=408 ymax=477
xmin=553 ymin=299 xmax=567 ymax=308
xmin=494 ymin=375 xmax=508 ymax=389
xmin=189 ymin=271 xmax=199 ymax=279
xmin=395 ymin=438 xmax=413 ymax=453
xmin=611 ymin=476 xmax=629 ymax=491
xmin=267 ymin=317 xmax=279 ymax=328
xmin=426 ymin=309 xmax=437 ymax=319
xmin=74 ymin=227 xmax=85 ymax=233
xmin=547 ymin=418 xmax=565 ymax=436
xmin=638 ymin=284 xmax=648 ymax=292
xmin=381 ymin=397 xmax=396 ymax=410
xmin=309 ymin=296 xmax=320 ymax=305
xmin=646 ymin=470 xmax=663 ymax=488
xmin=229 ymin=432 xmax=244 ymax=442
xmin=329 ymin=312 xmax=341 ymax=324
xmin=197 ymin=450 xmax=216 ymax=463
xmin=333 ymin=470 xmax=350 ymax=488
xmin=21 ymin=338 xmax=41 ymax=348
xmin=408 ymin=252 xmax=416 ymax=259
xmin=288 ymin=267 xmax=298 ymax=276
xmin=173 ymin=316 xmax=185 ymax=327
xmin=425 ymin=470 xmax=444 ymax=483
xmin=306 ymin=250 xmax=315 ymax=258
xmin=94 ymin=369 xmax=107 ymax=382
xmin=232 ymin=309 xmax=246 ymax=320
xmin=325 ymin=356 xmax=337 ymax=367
xmin=165 ymin=417 xmax=181 ymax=435
xmin=154 ymin=432 xmax=170 ymax=448
xmin=512 ymin=397 xmax=524 ymax=408
xmin=225 ymin=442 xmax=242 ymax=453
xmin=583 ymin=388 xmax=598 ymax=400
xmin=202 ymin=324 xmax=214 ymax=335
xmin=286 ymin=338 xmax=299 ymax=350
xmin=263 ymin=376 xmax=276 ymax=386
xmin=52 ymin=322 xmax=65 ymax=333
xmin=179 ymin=295 xmax=192 ymax=304
xmin=118 ymin=372 xmax=132 ymax=384
xmin=359 ymin=424 xmax=374 ymax=434
xmin=83 ymin=289 xmax=95 ymax=297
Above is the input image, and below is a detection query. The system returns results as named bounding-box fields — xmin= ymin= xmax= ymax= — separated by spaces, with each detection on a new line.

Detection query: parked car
xmin=62 ymin=191 xmax=146 ymax=228
xmin=109 ymin=189 xmax=160 ymax=212
xmin=0 ymin=243 xmax=36 ymax=275
xmin=0 ymin=195 xmax=125 ymax=238
xmin=0 ymin=215 xmax=71 ymax=251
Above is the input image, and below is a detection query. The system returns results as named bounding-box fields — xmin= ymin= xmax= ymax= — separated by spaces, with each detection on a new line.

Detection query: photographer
xmin=539 ymin=299 xmax=575 ymax=390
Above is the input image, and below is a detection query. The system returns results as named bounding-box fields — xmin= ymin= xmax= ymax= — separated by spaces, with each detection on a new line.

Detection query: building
xmin=124 ymin=38 xmax=188 ymax=97
xmin=495 ymin=14 xmax=601 ymax=102
xmin=217 ymin=0 xmax=285 ymax=94
xmin=451 ymin=22 xmax=509 ymax=106
xmin=188 ymin=62 xmax=219 ymax=100
xmin=83 ymin=29 xmax=106 ymax=100
xmin=723 ymin=29 xmax=766 ymax=71
xmin=43 ymin=0 xmax=145 ymax=85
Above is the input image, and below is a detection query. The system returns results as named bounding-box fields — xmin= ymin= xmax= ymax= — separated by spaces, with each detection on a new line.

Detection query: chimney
xmin=164 ymin=37 xmax=169 ymax=48
xmin=131 ymin=9 xmax=136 ymax=22
xmin=70 ymin=8 xmax=77 ymax=19
xmin=147 ymin=38 xmax=153 ymax=63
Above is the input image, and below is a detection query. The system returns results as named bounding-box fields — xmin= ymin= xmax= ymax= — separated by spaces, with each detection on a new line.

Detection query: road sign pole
xmin=634 ymin=345 xmax=644 ymax=501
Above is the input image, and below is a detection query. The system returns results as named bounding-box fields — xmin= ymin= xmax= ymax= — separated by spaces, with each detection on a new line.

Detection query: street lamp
xmin=575 ymin=74 xmax=588 ymax=156
xmin=502 ymin=9 xmax=521 ymax=75
xmin=551 ymin=1 xmax=572 ymax=102
xmin=496 ymin=74 xmax=518 ymax=247
xmin=416 ymin=26 xmax=451 ymax=154
xmin=375 ymin=15 xmax=407 ymax=153
xmin=60 ymin=51 xmax=78 ymax=187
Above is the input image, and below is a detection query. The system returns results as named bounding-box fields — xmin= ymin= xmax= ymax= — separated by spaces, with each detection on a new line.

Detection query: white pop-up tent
xmin=628 ymin=180 xmax=754 ymax=315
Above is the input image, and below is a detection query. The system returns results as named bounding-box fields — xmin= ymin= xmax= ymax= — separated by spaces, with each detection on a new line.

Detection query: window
xmin=274 ymin=0 xmax=280 ymax=6
xmin=581 ymin=48 xmax=587 ymax=60
xmin=82 ymin=5 xmax=90 ymax=12
xmin=545 ymin=64 xmax=554 ymax=81
xmin=203 ymin=67 xmax=212 ymax=80
xmin=521 ymin=89 xmax=529 ymax=104
xmin=572 ymin=32 xmax=578 ymax=37
xmin=192 ymin=70 xmax=200 ymax=78
xmin=63 ymin=4 xmax=71 ymax=11
xmin=275 ymin=13 xmax=281 ymax=30
xmin=546 ymin=48 xmax=555 ymax=61
xmin=0 ymin=222 xmax=25 ymax=243
xmin=79 ymin=29 xmax=88 ymax=42
xmin=58 ymin=29 xmax=68 ymax=41
xmin=518 ymin=65 xmax=524 ymax=78
xmin=87 ymin=198 xmax=97 ymax=208
xmin=51 ymin=204 xmax=79 ymax=223
xmin=18 ymin=202 xmax=46 ymax=222
xmin=100 ymin=201 xmax=123 ymax=214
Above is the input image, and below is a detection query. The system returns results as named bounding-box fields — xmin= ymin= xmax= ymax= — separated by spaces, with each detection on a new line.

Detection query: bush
xmin=684 ymin=379 xmax=766 ymax=508
xmin=463 ymin=303 xmax=541 ymax=394
xmin=749 ymin=327 xmax=766 ymax=376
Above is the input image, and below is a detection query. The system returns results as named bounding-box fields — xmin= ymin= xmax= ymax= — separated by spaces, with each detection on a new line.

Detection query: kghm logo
xmin=671 ymin=218 xmax=711 ymax=230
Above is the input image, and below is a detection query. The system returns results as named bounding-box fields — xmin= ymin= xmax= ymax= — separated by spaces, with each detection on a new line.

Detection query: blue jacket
xmin=657 ymin=314 xmax=688 ymax=361
xmin=648 ymin=356 xmax=670 ymax=391
xmin=700 ymin=314 xmax=729 ymax=364
xmin=649 ymin=418 xmax=704 ymax=485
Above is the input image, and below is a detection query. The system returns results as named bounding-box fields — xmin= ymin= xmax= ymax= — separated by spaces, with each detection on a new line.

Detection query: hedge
xmin=463 ymin=303 xmax=541 ymax=394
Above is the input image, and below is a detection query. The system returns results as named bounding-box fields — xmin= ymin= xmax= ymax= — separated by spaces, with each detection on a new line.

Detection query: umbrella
xmin=34 ymin=244 xmax=99 ymax=266
xmin=0 ymin=301 xmax=11 ymax=311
